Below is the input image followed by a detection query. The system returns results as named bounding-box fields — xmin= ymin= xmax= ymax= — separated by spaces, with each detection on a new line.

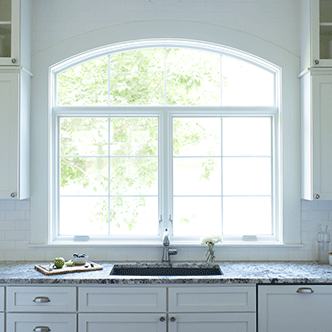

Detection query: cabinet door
xmin=312 ymin=75 xmax=332 ymax=199
xmin=169 ymin=286 xmax=256 ymax=313
xmin=168 ymin=313 xmax=255 ymax=332
xmin=258 ymin=284 xmax=332 ymax=332
xmin=0 ymin=313 xmax=3 ymax=332
xmin=79 ymin=287 xmax=166 ymax=313
xmin=0 ymin=287 xmax=4 ymax=312
xmin=0 ymin=73 xmax=19 ymax=199
xmin=7 ymin=313 xmax=76 ymax=332
xmin=78 ymin=313 xmax=166 ymax=332
xmin=0 ymin=0 xmax=19 ymax=65
xmin=306 ymin=0 xmax=332 ymax=67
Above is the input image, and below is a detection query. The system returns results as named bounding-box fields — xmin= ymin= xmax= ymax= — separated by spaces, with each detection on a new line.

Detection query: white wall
xmin=0 ymin=0 xmax=324 ymax=262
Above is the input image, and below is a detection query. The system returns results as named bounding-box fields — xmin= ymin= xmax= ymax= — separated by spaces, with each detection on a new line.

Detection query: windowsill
xmin=28 ymin=242 xmax=304 ymax=249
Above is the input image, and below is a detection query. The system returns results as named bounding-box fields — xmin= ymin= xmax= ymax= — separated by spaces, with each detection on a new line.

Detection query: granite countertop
xmin=2 ymin=261 xmax=332 ymax=285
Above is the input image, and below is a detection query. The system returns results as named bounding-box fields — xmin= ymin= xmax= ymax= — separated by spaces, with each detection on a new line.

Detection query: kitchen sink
xmin=110 ymin=263 xmax=223 ymax=276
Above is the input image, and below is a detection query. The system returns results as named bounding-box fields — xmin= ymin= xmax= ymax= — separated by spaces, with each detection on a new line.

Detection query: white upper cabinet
xmin=301 ymin=0 xmax=332 ymax=70
xmin=0 ymin=71 xmax=30 ymax=200
xmin=301 ymin=71 xmax=332 ymax=200
xmin=0 ymin=0 xmax=31 ymax=68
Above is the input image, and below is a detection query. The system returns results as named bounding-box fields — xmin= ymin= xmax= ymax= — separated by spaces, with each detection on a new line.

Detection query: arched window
xmin=51 ymin=41 xmax=280 ymax=244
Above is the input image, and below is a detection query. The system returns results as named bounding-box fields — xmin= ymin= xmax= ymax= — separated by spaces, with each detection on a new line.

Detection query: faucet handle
xmin=169 ymin=249 xmax=178 ymax=256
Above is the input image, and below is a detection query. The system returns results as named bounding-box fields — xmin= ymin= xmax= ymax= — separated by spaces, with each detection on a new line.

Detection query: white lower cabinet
xmin=78 ymin=313 xmax=166 ymax=332
xmin=258 ymin=284 xmax=332 ymax=332
xmin=5 ymin=286 xmax=77 ymax=332
xmin=78 ymin=285 xmax=256 ymax=332
xmin=6 ymin=313 xmax=76 ymax=332
xmin=2 ymin=284 xmax=256 ymax=332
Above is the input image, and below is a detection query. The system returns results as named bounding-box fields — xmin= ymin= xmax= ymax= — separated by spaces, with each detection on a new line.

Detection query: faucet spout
xmin=161 ymin=229 xmax=177 ymax=263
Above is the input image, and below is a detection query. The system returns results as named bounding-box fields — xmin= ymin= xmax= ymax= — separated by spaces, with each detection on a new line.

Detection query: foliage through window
xmin=53 ymin=44 xmax=279 ymax=243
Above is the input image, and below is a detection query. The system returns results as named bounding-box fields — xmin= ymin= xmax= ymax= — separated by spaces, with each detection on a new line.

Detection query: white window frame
xmin=50 ymin=41 xmax=281 ymax=244
xmin=29 ymin=21 xmax=302 ymax=247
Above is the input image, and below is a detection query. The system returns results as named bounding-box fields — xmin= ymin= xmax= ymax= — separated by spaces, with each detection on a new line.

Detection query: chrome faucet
xmin=162 ymin=229 xmax=178 ymax=263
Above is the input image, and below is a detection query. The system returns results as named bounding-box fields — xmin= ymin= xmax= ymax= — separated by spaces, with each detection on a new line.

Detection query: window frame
xmin=27 ymin=23 xmax=300 ymax=248
xmin=50 ymin=40 xmax=281 ymax=244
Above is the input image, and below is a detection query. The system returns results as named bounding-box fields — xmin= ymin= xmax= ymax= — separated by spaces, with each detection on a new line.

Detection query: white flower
xmin=200 ymin=235 xmax=222 ymax=246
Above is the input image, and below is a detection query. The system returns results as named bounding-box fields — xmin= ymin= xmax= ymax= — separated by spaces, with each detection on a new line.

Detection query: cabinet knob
xmin=314 ymin=194 xmax=320 ymax=199
xmin=159 ymin=317 xmax=165 ymax=322
xmin=33 ymin=296 xmax=51 ymax=303
xmin=33 ymin=327 xmax=51 ymax=332
xmin=296 ymin=287 xmax=314 ymax=294
xmin=11 ymin=58 xmax=17 ymax=64
xmin=170 ymin=317 xmax=176 ymax=322
xmin=10 ymin=192 xmax=16 ymax=198
xmin=314 ymin=60 xmax=319 ymax=65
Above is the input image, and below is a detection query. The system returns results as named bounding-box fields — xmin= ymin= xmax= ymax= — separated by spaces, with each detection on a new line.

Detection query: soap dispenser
xmin=317 ymin=225 xmax=330 ymax=264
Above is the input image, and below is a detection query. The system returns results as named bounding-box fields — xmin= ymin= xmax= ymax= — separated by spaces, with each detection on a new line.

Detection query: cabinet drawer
xmin=6 ymin=286 xmax=76 ymax=312
xmin=0 ymin=287 xmax=4 ymax=311
xmin=79 ymin=313 xmax=165 ymax=332
xmin=79 ymin=287 xmax=166 ymax=313
xmin=169 ymin=286 xmax=256 ymax=312
xmin=7 ymin=313 xmax=76 ymax=332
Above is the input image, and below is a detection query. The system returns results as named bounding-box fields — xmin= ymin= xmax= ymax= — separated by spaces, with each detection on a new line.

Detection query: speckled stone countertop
xmin=2 ymin=261 xmax=332 ymax=285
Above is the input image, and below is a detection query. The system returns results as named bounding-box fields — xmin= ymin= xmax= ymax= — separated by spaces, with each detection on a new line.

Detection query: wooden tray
xmin=35 ymin=262 xmax=103 ymax=275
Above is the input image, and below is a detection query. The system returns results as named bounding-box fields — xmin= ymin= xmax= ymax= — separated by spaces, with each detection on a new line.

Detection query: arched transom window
xmin=51 ymin=41 xmax=280 ymax=244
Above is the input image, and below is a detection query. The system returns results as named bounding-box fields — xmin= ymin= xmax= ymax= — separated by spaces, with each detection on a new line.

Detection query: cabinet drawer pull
xmin=296 ymin=287 xmax=314 ymax=294
xmin=33 ymin=296 xmax=51 ymax=303
xmin=33 ymin=327 xmax=51 ymax=332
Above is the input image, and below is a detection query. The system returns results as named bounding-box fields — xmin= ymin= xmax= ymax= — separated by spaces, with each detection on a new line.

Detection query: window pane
xmin=57 ymin=56 xmax=108 ymax=106
xmin=173 ymin=197 xmax=221 ymax=236
xmin=173 ymin=158 xmax=221 ymax=195
xmin=59 ymin=197 xmax=108 ymax=235
xmin=61 ymin=157 xmax=108 ymax=195
xmin=109 ymin=49 xmax=164 ymax=105
xmin=60 ymin=118 xmax=108 ymax=156
xmin=223 ymin=117 xmax=271 ymax=156
xmin=223 ymin=157 xmax=271 ymax=196
xmin=166 ymin=48 xmax=221 ymax=105
xmin=223 ymin=197 xmax=272 ymax=235
xmin=110 ymin=157 xmax=158 ymax=195
xmin=173 ymin=118 xmax=221 ymax=156
xmin=109 ymin=197 xmax=158 ymax=236
xmin=110 ymin=118 xmax=158 ymax=156
xmin=222 ymin=56 xmax=275 ymax=106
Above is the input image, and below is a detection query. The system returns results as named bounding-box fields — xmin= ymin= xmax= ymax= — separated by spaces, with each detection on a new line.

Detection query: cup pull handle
xmin=296 ymin=287 xmax=314 ymax=294
xmin=33 ymin=327 xmax=51 ymax=332
xmin=33 ymin=296 xmax=51 ymax=303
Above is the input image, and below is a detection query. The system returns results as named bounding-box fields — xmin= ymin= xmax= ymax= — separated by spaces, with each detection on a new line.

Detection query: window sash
xmin=51 ymin=106 xmax=279 ymax=243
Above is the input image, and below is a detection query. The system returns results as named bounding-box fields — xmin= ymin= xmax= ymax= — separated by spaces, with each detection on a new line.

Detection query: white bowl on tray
xmin=72 ymin=254 xmax=89 ymax=265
